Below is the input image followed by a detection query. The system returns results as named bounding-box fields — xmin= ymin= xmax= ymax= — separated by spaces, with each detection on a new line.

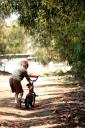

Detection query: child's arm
xmin=25 ymin=75 xmax=32 ymax=84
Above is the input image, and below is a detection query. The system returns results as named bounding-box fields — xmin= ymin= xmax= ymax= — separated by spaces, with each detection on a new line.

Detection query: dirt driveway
xmin=0 ymin=75 xmax=85 ymax=128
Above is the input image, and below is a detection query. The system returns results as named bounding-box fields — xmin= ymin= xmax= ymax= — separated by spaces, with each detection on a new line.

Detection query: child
xmin=9 ymin=60 xmax=37 ymax=108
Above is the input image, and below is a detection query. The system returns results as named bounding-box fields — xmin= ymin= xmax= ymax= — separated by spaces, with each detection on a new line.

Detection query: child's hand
xmin=29 ymin=81 xmax=33 ymax=85
xmin=26 ymin=82 xmax=32 ymax=87
xmin=36 ymin=75 xmax=39 ymax=78
xmin=26 ymin=84 xmax=29 ymax=87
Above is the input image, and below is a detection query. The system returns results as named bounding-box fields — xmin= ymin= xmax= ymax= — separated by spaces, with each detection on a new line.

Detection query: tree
xmin=1 ymin=0 xmax=85 ymax=78
xmin=0 ymin=17 xmax=29 ymax=54
xmin=0 ymin=17 xmax=7 ymax=54
xmin=5 ymin=22 xmax=28 ymax=54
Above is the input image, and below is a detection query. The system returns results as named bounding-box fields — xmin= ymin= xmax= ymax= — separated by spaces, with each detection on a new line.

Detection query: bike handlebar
xmin=30 ymin=77 xmax=39 ymax=84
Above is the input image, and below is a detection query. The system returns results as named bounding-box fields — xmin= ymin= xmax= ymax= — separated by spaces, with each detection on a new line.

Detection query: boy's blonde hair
xmin=20 ymin=60 xmax=29 ymax=69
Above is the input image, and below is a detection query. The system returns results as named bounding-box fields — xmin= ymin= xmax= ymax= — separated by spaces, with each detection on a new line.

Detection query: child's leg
xmin=15 ymin=93 xmax=18 ymax=104
xmin=15 ymin=92 xmax=23 ymax=108
xmin=17 ymin=92 xmax=23 ymax=108
xmin=18 ymin=92 xmax=23 ymax=100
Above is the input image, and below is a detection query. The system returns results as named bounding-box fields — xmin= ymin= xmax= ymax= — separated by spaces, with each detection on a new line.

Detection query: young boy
xmin=9 ymin=60 xmax=36 ymax=108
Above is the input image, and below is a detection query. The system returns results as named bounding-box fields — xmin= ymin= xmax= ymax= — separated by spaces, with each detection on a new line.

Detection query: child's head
xmin=20 ymin=60 xmax=29 ymax=69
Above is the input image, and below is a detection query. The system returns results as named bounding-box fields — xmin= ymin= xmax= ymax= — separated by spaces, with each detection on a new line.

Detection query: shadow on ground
xmin=53 ymin=86 xmax=85 ymax=128
xmin=0 ymin=82 xmax=85 ymax=128
xmin=0 ymin=96 xmax=58 ymax=128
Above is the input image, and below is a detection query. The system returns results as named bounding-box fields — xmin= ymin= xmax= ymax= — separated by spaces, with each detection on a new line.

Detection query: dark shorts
xmin=9 ymin=78 xmax=23 ymax=94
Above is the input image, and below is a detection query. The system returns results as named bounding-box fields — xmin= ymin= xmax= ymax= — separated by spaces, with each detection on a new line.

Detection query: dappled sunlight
xmin=0 ymin=75 xmax=85 ymax=127
xmin=0 ymin=96 xmax=56 ymax=127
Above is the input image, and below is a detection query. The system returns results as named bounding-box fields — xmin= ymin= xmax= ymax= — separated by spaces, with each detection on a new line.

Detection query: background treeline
xmin=0 ymin=0 xmax=85 ymax=79
xmin=0 ymin=17 xmax=28 ymax=54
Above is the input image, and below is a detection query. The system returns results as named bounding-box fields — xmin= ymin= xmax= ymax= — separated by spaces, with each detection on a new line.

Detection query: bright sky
xmin=5 ymin=13 xmax=19 ymax=24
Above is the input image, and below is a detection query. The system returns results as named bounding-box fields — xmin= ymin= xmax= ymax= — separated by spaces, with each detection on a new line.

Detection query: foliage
xmin=0 ymin=17 xmax=7 ymax=54
xmin=5 ymin=22 xmax=28 ymax=53
xmin=0 ymin=18 xmax=28 ymax=54
xmin=1 ymin=0 xmax=85 ymax=78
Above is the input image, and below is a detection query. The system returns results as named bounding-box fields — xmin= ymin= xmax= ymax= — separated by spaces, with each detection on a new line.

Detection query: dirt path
xmin=0 ymin=75 xmax=85 ymax=128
